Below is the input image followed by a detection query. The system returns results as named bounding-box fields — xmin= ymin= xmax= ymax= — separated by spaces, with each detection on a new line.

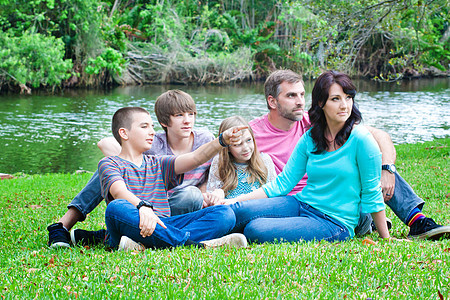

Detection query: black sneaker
xmin=47 ymin=222 xmax=71 ymax=248
xmin=371 ymin=217 xmax=393 ymax=232
xmin=71 ymin=229 xmax=107 ymax=246
xmin=408 ymin=217 xmax=450 ymax=240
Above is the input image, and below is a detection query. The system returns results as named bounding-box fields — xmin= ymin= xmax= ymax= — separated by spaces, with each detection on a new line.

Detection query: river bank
xmin=1 ymin=1 xmax=449 ymax=94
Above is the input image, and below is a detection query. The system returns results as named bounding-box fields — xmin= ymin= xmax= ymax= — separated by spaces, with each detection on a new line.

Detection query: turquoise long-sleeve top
xmin=262 ymin=125 xmax=385 ymax=237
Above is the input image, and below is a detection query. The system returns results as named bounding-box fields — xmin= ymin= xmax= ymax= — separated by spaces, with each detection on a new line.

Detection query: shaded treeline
xmin=0 ymin=0 xmax=449 ymax=93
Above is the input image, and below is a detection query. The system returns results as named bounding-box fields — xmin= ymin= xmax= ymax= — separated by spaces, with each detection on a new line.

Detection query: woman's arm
xmin=228 ymin=187 xmax=268 ymax=203
xmin=356 ymin=128 xmax=388 ymax=239
xmin=262 ymin=134 xmax=309 ymax=198
xmin=371 ymin=210 xmax=390 ymax=239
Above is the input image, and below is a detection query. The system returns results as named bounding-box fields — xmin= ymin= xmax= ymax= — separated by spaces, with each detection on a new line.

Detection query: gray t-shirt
xmin=144 ymin=129 xmax=215 ymax=195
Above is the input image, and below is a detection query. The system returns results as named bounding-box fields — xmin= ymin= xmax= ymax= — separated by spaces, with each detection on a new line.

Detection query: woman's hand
xmin=139 ymin=206 xmax=167 ymax=237
xmin=371 ymin=210 xmax=390 ymax=239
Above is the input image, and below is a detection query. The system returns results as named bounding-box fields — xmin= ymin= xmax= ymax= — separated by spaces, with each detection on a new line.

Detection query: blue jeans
xmin=168 ymin=186 xmax=204 ymax=216
xmin=68 ymin=170 xmax=204 ymax=220
xmin=105 ymin=199 xmax=235 ymax=248
xmin=354 ymin=171 xmax=425 ymax=235
xmin=229 ymin=196 xmax=350 ymax=243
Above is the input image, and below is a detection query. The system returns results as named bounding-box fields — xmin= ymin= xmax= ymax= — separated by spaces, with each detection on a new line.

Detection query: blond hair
xmin=217 ymin=116 xmax=268 ymax=195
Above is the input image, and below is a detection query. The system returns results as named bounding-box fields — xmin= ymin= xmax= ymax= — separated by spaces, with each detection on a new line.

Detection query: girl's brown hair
xmin=217 ymin=116 xmax=268 ymax=195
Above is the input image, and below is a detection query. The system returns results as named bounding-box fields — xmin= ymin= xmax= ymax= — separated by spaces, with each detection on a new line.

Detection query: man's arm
xmin=109 ymin=180 xmax=166 ymax=237
xmin=97 ymin=137 xmax=121 ymax=157
xmin=174 ymin=126 xmax=247 ymax=175
xmin=366 ymin=126 xmax=396 ymax=201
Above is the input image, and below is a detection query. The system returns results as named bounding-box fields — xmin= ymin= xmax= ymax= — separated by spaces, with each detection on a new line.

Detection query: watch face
xmin=390 ymin=164 xmax=396 ymax=173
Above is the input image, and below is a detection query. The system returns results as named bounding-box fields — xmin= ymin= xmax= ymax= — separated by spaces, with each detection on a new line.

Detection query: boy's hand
xmin=222 ymin=126 xmax=248 ymax=146
xmin=139 ymin=206 xmax=167 ymax=237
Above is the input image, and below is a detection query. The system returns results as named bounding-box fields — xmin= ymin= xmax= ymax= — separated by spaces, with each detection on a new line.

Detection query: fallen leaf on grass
xmin=27 ymin=268 xmax=39 ymax=273
xmin=438 ymin=290 xmax=444 ymax=300
xmin=25 ymin=204 xmax=42 ymax=209
xmin=444 ymin=248 xmax=450 ymax=253
xmin=362 ymin=238 xmax=377 ymax=245
xmin=446 ymin=194 xmax=450 ymax=199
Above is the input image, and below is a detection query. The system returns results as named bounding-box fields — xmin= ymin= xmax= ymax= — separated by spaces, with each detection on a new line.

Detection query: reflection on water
xmin=0 ymin=78 xmax=449 ymax=174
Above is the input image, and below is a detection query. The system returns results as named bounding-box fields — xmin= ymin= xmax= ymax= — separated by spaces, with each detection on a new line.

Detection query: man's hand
xmin=139 ymin=206 xmax=167 ymax=237
xmin=381 ymin=170 xmax=395 ymax=202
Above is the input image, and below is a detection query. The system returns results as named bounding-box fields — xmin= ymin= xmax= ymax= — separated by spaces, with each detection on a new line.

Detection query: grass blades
xmin=0 ymin=139 xmax=449 ymax=299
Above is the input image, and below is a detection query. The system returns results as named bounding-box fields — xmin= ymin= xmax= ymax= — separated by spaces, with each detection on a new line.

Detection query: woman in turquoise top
xmin=229 ymin=71 xmax=390 ymax=243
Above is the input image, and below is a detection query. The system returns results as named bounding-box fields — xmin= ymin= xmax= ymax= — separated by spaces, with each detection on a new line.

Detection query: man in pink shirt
xmin=246 ymin=69 xmax=450 ymax=240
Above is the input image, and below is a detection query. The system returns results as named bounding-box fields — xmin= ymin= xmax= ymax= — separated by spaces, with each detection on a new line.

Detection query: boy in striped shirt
xmin=99 ymin=106 xmax=247 ymax=250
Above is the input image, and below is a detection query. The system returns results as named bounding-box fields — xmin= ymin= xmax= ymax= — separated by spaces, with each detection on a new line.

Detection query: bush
xmin=0 ymin=30 xmax=73 ymax=90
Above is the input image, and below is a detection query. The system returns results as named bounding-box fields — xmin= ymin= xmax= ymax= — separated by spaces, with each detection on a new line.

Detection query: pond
xmin=1 ymin=78 xmax=449 ymax=174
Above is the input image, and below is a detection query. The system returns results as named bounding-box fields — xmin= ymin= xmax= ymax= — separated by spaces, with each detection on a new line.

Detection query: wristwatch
xmin=382 ymin=164 xmax=396 ymax=174
xmin=136 ymin=200 xmax=153 ymax=210
xmin=218 ymin=133 xmax=229 ymax=147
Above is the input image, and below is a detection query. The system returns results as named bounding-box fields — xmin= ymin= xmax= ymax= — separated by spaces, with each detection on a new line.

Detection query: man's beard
xmin=277 ymin=102 xmax=304 ymax=122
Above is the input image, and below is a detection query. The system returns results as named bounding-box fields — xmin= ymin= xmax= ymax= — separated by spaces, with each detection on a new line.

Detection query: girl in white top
xmin=207 ymin=116 xmax=276 ymax=200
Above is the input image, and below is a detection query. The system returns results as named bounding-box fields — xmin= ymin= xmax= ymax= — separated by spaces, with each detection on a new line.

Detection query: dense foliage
xmin=0 ymin=0 xmax=449 ymax=91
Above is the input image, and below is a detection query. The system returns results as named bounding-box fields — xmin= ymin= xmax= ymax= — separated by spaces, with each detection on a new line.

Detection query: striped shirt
xmin=98 ymin=155 xmax=182 ymax=218
xmin=145 ymin=130 xmax=214 ymax=195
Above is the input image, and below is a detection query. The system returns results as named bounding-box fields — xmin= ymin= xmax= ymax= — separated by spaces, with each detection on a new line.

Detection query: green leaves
xmin=0 ymin=30 xmax=73 ymax=88
xmin=85 ymin=48 xmax=127 ymax=76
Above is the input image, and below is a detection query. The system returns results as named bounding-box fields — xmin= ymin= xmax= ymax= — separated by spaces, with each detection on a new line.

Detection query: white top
xmin=207 ymin=152 xmax=277 ymax=199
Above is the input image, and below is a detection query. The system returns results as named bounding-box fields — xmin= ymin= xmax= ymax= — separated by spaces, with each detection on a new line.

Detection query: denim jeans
xmin=105 ymin=199 xmax=236 ymax=249
xmin=168 ymin=186 xmax=204 ymax=216
xmin=229 ymin=196 xmax=350 ymax=243
xmin=68 ymin=170 xmax=204 ymax=220
xmin=354 ymin=171 xmax=425 ymax=235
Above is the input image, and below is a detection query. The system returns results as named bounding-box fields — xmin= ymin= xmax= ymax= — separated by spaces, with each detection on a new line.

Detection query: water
xmin=1 ymin=78 xmax=449 ymax=174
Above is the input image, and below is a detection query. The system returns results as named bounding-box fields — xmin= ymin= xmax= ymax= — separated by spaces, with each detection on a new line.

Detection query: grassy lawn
xmin=0 ymin=138 xmax=449 ymax=299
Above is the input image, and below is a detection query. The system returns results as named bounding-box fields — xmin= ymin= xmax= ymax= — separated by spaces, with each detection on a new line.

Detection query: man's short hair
xmin=264 ymin=70 xmax=304 ymax=109
xmin=112 ymin=107 xmax=149 ymax=145
xmin=154 ymin=90 xmax=197 ymax=132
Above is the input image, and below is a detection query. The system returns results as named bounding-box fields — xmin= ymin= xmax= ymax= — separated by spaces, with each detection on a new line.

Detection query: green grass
xmin=1 ymin=139 xmax=449 ymax=299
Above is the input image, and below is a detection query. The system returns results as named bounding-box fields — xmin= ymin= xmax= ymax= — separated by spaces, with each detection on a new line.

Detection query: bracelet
xmin=218 ymin=133 xmax=229 ymax=147
xmin=136 ymin=200 xmax=153 ymax=210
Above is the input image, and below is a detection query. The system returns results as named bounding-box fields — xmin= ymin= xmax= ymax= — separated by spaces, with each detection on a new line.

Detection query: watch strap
xmin=218 ymin=133 xmax=229 ymax=147
xmin=136 ymin=200 xmax=153 ymax=210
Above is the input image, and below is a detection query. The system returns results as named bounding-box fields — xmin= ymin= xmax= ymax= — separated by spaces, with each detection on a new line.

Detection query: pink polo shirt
xmin=249 ymin=113 xmax=311 ymax=195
